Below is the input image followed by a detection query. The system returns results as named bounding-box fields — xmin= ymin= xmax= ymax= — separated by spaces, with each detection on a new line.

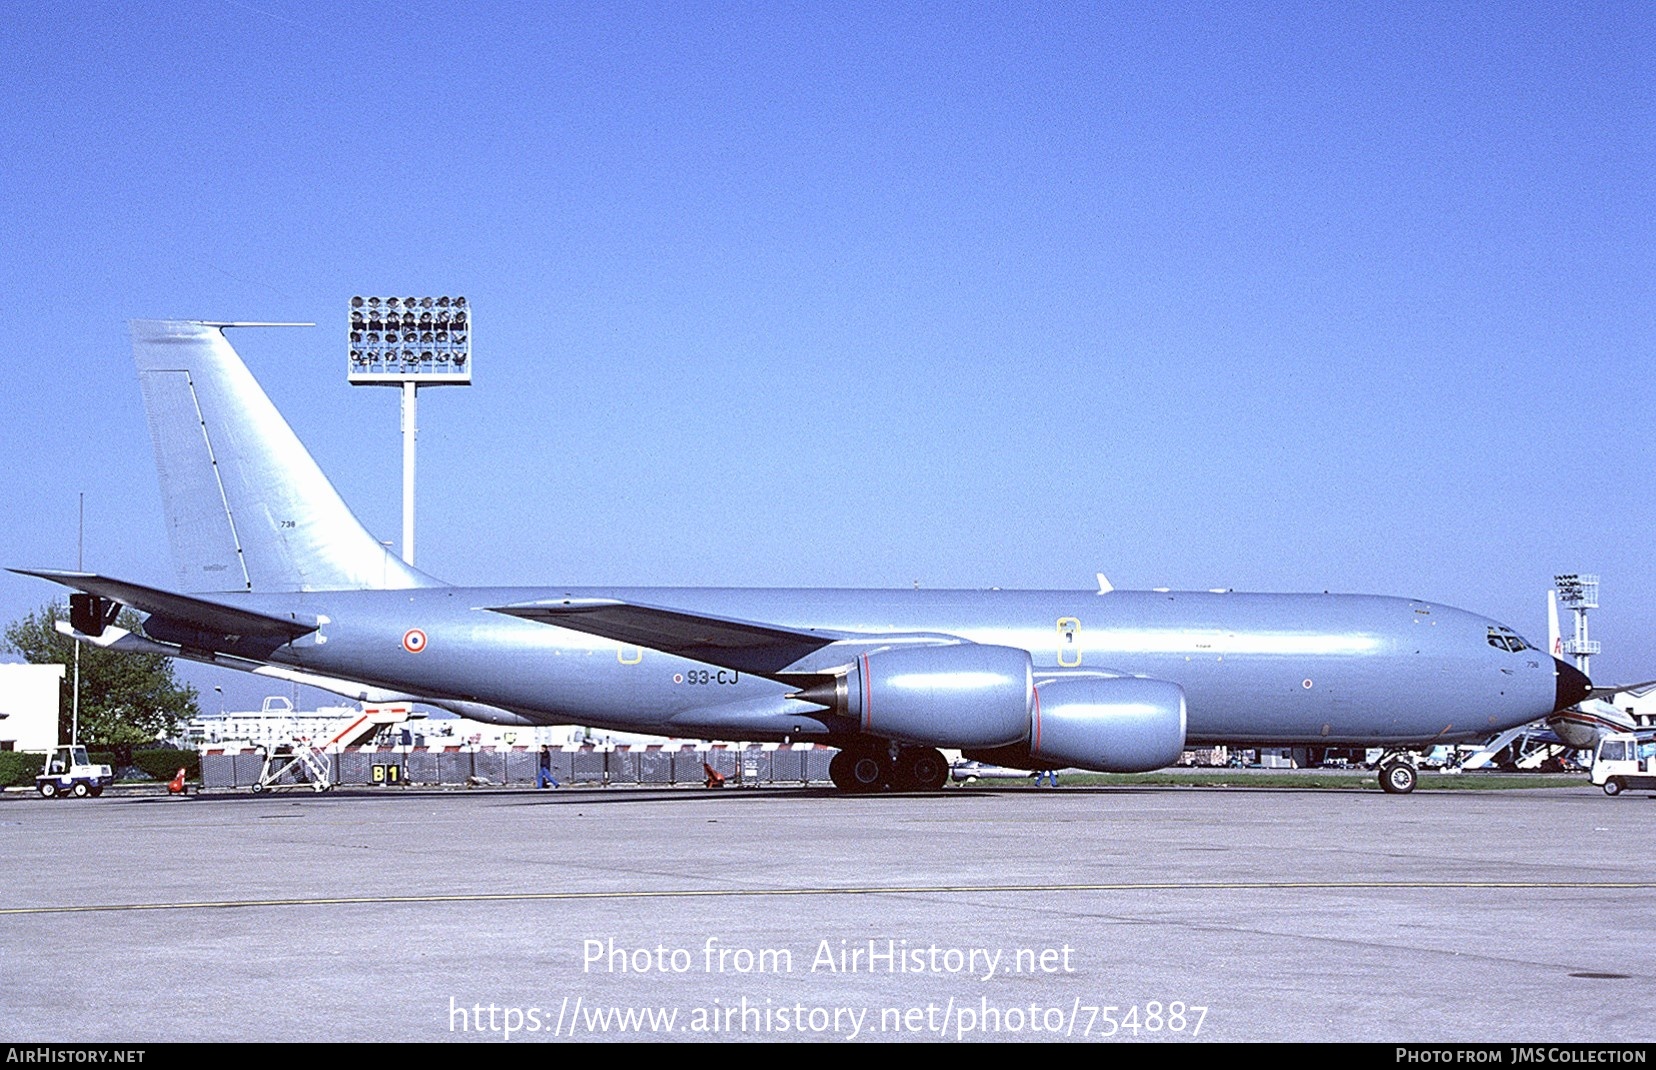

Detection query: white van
xmin=1591 ymin=733 xmax=1656 ymax=796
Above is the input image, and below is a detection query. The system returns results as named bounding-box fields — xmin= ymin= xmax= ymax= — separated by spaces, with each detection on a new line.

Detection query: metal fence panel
xmin=502 ymin=750 xmax=534 ymax=785
xmin=200 ymin=743 xmax=840 ymax=790
xmin=702 ymin=748 xmax=740 ymax=780
xmin=201 ymin=753 xmax=236 ymax=789
xmin=404 ymin=750 xmax=440 ymax=785
xmin=806 ymin=748 xmax=835 ymax=783
xmin=607 ymin=751 xmax=638 ymax=785
xmin=635 ymin=750 xmax=676 ymax=785
xmin=470 ymin=750 xmax=509 ymax=785
xmin=336 ymin=751 xmax=370 ymax=785
xmin=737 ymin=750 xmax=767 ymax=785
xmin=438 ymin=752 xmax=474 ymax=785
xmin=569 ymin=749 xmax=608 ymax=784
xmin=769 ymin=749 xmax=805 ymax=783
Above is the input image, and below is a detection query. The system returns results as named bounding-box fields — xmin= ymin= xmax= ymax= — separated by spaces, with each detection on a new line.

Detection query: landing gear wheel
xmin=71 ymin=782 xmax=90 ymax=798
xmin=1603 ymin=778 xmax=1624 ymax=797
xmin=829 ymin=750 xmax=852 ymax=790
xmin=1379 ymin=761 xmax=1417 ymax=795
xmin=38 ymin=781 xmax=58 ymax=799
xmin=830 ymin=748 xmax=890 ymax=793
xmin=848 ymin=753 xmax=887 ymax=793
xmin=250 ymin=783 xmax=265 ymax=794
xmin=892 ymin=748 xmax=949 ymax=792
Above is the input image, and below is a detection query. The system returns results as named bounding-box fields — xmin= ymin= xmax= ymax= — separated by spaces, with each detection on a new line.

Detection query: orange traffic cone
xmin=167 ymin=767 xmax=187 ymax=795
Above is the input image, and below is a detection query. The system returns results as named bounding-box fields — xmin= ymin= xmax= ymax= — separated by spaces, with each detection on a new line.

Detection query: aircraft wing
xmin=9 ymin=568 xmax=317 ymax=642
xmin=490 ymin=597 xmax=847 ymax=676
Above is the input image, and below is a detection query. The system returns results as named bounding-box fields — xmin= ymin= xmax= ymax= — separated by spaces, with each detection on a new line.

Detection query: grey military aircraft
xmin=16 ymin=320 xmax=1591 ymax=795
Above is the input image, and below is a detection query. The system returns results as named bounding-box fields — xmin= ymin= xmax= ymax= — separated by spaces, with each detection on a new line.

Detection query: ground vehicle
xmin=1590 ymin=732 xmax=1656 ymax=796
xmin=35 ymin=746 xmax=114 ymax=799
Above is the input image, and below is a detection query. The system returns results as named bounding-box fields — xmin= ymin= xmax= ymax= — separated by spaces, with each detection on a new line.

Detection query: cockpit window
xmin=1486 ymin=626 xmax=1532 ymax=653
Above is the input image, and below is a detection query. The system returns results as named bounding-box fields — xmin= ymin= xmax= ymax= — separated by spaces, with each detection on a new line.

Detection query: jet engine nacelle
xmin=965 ymin=676 xmax=1187 ymax=772
xmin=796 ymin=644 xmax=1034 ymax=749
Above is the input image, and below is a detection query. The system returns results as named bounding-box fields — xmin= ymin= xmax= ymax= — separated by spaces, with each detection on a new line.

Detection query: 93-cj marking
xmin=674 ymin=670 xmax=739 ymax=685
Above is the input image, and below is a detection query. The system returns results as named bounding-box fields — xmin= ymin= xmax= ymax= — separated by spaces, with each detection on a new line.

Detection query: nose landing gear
xmin=1376 ymin=754 xmax=1419 ymax=795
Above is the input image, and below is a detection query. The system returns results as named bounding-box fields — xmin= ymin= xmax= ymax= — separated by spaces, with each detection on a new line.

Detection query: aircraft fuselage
xmin=175 ymin=585 xmax=1561 ymax=747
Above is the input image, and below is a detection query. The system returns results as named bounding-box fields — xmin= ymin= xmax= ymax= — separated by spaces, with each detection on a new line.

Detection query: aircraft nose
xmin=1553 ymin=658 xmax=1591 ymax=713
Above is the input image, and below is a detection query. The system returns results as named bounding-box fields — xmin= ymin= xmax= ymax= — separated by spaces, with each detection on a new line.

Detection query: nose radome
xmin=1553 ymin=658 xmax=1591 ymax=713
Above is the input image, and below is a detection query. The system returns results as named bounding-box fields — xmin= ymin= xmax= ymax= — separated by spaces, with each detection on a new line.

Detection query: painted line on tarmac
xmin=3 ymin=880 xmax=1652 ymax=917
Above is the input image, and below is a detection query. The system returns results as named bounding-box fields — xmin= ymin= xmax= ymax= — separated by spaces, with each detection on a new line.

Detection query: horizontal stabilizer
xmin=490 ymin=598 xmax=843 ymax=676
xmin=1587 ymin=678 xmax=1656 ymax=703
xmin=11 ymin=568 xmax=316 ymax=641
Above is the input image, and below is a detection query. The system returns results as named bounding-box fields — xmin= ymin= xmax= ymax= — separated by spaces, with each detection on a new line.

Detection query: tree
xmin=3 ymin=602 xmax=198 ymax=754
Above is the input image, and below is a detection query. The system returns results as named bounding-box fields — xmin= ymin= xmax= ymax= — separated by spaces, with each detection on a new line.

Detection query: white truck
xmin=1590 ymin=733 xmax=1656 ymax=796
xmin=35 ymin=745 xmax=114 ymax=799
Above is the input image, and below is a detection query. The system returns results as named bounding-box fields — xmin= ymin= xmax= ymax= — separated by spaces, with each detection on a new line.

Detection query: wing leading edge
xmin=489 ymin=598 xmax=845 ymax=676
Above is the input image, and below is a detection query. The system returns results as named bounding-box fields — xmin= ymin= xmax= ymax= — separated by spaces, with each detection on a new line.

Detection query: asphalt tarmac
xmin=3 ymin=781 xmax=1652 ymax=1044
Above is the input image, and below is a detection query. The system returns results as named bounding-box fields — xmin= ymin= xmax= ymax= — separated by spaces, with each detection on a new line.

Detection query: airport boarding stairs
xmin=1460 ymin=725 xmax=1531 ymax=770
xmin=1460 ymin=722 xmax=1572 ymax=771
xmin=252 ymin=704 xmax=412 ymax=793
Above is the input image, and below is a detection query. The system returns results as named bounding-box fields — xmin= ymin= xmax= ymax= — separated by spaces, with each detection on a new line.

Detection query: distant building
xmin=1612 ymin=686 xmax=1656 ymax=732
xmin=180 ymin=695 xmax=672 ymax=751
xmin=0 ymin=663 xmax=66 ymax=753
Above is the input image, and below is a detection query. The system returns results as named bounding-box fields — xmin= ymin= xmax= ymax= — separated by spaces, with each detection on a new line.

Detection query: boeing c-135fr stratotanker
xmin=15 ymin=321 xmax=1591 ymax=794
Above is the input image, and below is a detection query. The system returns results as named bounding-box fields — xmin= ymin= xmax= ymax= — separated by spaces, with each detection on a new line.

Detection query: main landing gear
xmin=829 ymin=743 xmax=949 ymax=793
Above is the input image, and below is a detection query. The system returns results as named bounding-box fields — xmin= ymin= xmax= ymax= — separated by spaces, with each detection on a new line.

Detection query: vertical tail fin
xmin=131 ymin=320 xmax=442 ymax=593
xmin=1547 ymin=589 xmax=1562 ymax=659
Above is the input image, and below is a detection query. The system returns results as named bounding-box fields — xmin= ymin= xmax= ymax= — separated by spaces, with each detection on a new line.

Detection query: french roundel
xmin=403 ymin=628 xmax=428 ymax=654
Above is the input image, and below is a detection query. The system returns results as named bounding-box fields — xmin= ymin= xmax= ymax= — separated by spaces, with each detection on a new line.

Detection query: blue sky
xmin=2 ymin=1 xmax=1652 ymax=710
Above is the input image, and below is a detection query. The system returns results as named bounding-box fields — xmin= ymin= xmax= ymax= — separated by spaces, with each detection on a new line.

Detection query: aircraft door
xmin=1057 ymin=617 xmax=1082 ymax=668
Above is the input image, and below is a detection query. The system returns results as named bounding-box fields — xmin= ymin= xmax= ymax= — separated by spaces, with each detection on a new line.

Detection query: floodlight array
xmin=348 ymin=295 xmax=471 ymax=383
xmin=1554 ymin=573 xmax=1599 ymax=610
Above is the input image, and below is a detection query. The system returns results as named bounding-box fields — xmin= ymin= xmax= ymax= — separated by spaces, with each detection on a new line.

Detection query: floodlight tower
xmin=348 ymin=296 xmax=471 ymax=566
xmin=1553 ymin=573 xmax=1600 ymax=677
